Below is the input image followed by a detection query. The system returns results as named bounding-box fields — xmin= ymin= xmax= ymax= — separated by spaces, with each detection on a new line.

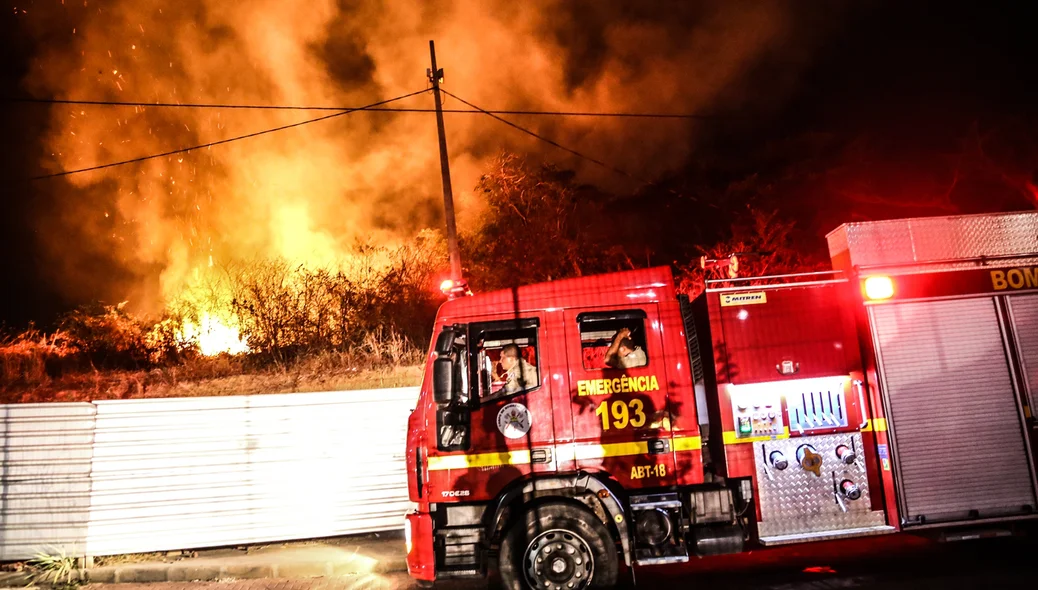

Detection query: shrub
xmin=2 ymin=231 xmax=444 ymax=397
xmin=167 ymin=231 xmax=446 ymax=365
xmin=27 ymin=545 xmax=81 ymax=588
xmin=57 ymin=303 xmax=157 ymax=369
xmin=0 ymin=327 xmax=78 ymax=388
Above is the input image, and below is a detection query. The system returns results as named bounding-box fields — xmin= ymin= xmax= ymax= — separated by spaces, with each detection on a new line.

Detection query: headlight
xmin=404 ymin=517 xmax=413 ymax=555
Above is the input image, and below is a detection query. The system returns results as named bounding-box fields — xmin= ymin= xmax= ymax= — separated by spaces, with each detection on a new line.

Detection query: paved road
xmin=83 ymin=535 xmax=1037 ymax=590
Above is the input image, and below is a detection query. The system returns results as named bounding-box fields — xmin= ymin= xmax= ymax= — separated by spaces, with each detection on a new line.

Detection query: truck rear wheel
xmin=498 ymin=503 xmax=618 ymax=590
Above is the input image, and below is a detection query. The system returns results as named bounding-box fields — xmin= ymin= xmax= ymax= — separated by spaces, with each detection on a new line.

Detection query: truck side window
xmin=470 ymin=318 xmax=541 ymax=403
xmin=577 ymin=310 xmax=649 ymax=370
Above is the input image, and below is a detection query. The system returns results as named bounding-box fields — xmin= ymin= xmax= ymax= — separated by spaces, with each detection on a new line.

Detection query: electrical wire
xmin=440 ymin=89 xmax=704 ymax=204
xmin=30 ymin=89 xmax=429 ymax=180
xmin=439 ymin=88 xmax=647 ymax=183
xmin=5 ymin=96 xmax=727 ymax=119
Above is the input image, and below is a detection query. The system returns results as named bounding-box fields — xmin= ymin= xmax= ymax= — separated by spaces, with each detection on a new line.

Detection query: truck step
xmin=634 ymin=551 xmax=689 ymax=566
xmin=435 ymin=525 xmax=484 ymax=574
xmin=436 ymin=566 xmax=483 ymax=579
xmin=630 ymin=492 xmax=690 ymax=566
xmin=759 ymin=525 xmax=895 ymax=546
xmin=940 ymin=528 xmax=1015 ymax=542
xmin=630 ymin=492 xmax=682 ymax=509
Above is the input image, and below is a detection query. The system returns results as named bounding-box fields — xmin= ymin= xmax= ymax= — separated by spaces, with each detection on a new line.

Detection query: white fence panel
xmin=86 ymin=387 xmax=419 ymax=556
xmin=0 ymin=403 xmax=95 ymax=561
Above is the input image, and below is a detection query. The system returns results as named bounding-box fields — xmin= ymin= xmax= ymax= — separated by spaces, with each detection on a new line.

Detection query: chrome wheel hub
xmin=522 ymin=529 xmax=594 ymax=590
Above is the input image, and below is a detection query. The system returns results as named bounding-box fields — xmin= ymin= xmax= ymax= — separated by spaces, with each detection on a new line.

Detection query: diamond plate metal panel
xmin=754 ymin=433 xmax=887 ymax=540
xmin=827 ymin=211 xmax=1038 ymax=271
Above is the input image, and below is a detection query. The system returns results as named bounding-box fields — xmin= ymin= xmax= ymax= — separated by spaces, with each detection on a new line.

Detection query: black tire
xmin=498 ymin=502 xmax=619 ymax=590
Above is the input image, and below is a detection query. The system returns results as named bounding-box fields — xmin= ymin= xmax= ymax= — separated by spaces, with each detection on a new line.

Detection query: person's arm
xmin=604 ymin=328 xmax=630 ymax=368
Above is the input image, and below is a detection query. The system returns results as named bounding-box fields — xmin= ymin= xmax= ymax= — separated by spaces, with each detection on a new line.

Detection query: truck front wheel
xmin=498 ymin=503 xmax=619 ymax=590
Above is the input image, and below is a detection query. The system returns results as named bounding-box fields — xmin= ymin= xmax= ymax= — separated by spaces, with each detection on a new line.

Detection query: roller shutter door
xmin=871 ymin=298 xmax=1036 ymax=525
xmin=1008 ymin=295 xmax=1038 ymax=411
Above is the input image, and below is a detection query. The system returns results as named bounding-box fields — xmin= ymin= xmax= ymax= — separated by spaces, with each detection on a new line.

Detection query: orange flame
xmin=178 ymin=313 xmax=249 ymax=356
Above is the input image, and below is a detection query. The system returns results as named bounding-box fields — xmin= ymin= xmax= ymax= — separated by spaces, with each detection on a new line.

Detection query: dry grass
xmin=0 ymin=322 xmax=427 ymax=402
xmin=0 ymin=357 xmax=423 ymax=403
xmin=0 ymin=328 xmax=79 ymax=387
xmin=0 ymin=329 xmax=426 ymax=403
xmin=92 ymin=551 xmax=169 ymax=567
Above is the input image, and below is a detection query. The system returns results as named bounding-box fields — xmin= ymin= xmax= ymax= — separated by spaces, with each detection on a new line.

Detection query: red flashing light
xmin=864 ymin=275 xmax=894 ymax=300
xmin=440 ymin=278 xmax=472 ymax=299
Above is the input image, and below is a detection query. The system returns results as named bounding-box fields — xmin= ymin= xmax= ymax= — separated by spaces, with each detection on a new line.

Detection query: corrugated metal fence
xmin=0 ymin=387 xmax=418 ymax=561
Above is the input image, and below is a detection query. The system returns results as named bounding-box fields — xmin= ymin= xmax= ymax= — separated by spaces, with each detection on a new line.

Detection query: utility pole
xmin=428 ymin=40 xmax=463 ymax=284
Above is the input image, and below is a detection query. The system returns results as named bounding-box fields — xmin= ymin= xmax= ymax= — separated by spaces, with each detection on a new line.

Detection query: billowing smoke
xmin=20 ymin=0 xmax=840 ymax=314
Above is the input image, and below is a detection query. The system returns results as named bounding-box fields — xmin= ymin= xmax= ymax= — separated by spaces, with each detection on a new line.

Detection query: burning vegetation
xmin=6 ymin=3 xmax=1038 ymax=402
xmin=0 ymin=234 xmax=444 ymax=402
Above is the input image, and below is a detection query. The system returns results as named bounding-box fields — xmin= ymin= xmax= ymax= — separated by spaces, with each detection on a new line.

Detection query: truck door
xmin=562 ymin=305 xmax=677 ymax=487
xmin=425 ymin=315 xmax=556 ymax=501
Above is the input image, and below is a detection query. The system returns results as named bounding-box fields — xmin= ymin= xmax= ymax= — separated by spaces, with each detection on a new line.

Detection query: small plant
xmin=26 ymin=545 xmax=81 ymax=588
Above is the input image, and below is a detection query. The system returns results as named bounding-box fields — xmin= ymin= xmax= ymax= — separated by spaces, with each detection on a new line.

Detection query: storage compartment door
xmin=1008 ymin=294 xmax=1038 ymax=412
xmin=871 ymin=298 xmax=1036 ymax=525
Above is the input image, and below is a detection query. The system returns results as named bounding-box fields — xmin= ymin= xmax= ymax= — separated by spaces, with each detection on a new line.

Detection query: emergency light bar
xmin=440 ymin=278 xmax=472 ymax=299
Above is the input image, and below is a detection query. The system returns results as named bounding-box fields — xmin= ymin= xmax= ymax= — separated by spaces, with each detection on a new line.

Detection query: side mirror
xmin=434 ymin=327 xmax=456 ymax=355
xmin=433 ymin=357 xmax=454 ymax=405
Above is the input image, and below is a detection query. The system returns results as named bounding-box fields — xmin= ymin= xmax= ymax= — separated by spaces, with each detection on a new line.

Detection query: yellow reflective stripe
xmin=574 ymin=441 xmax=648 ymax=460
xmin=722 ymin=427 xmax=790 ymax=445
xmin=429 ymin=436 xmax=704 ymax=471
xmin=861 ymin=418 xmax=888 ymax=432
xmin=673 ymin=435 xmax=702 ymax=451
xmin=426 ymin=450 xmax=530 ymax=471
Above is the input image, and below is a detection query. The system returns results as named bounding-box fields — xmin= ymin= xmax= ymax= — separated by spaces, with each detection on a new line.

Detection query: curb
xmin=0 ymin=557 xmax=407 ymax=587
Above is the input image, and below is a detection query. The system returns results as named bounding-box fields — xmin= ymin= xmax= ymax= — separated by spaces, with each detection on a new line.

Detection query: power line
xmin=440 ymin=88 xmax=701 ymax=203
xmin=439 ymin=88 xmax=646 ymax=184
xmin=5 ymin=96 xmax=727 ymax=119
xmin=30 ymin=89 xmax=429 ymax=180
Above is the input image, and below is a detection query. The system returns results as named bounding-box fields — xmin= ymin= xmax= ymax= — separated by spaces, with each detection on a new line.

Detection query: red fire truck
xmin=404 ymin=211 xmax=1038 ymax=589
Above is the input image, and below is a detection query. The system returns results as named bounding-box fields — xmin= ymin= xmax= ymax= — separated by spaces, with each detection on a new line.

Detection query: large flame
xmin=178 ymin=313 xmax=249 ymax=356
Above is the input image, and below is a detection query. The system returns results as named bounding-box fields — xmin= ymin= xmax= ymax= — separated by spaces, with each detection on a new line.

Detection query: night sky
xmin=2 ymin=1 xmax=1038 ymax=329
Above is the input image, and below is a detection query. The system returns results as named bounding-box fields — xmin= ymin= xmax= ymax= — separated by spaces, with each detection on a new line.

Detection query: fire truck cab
xmin=404 ymin=211 xmax=1038 ymax=589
